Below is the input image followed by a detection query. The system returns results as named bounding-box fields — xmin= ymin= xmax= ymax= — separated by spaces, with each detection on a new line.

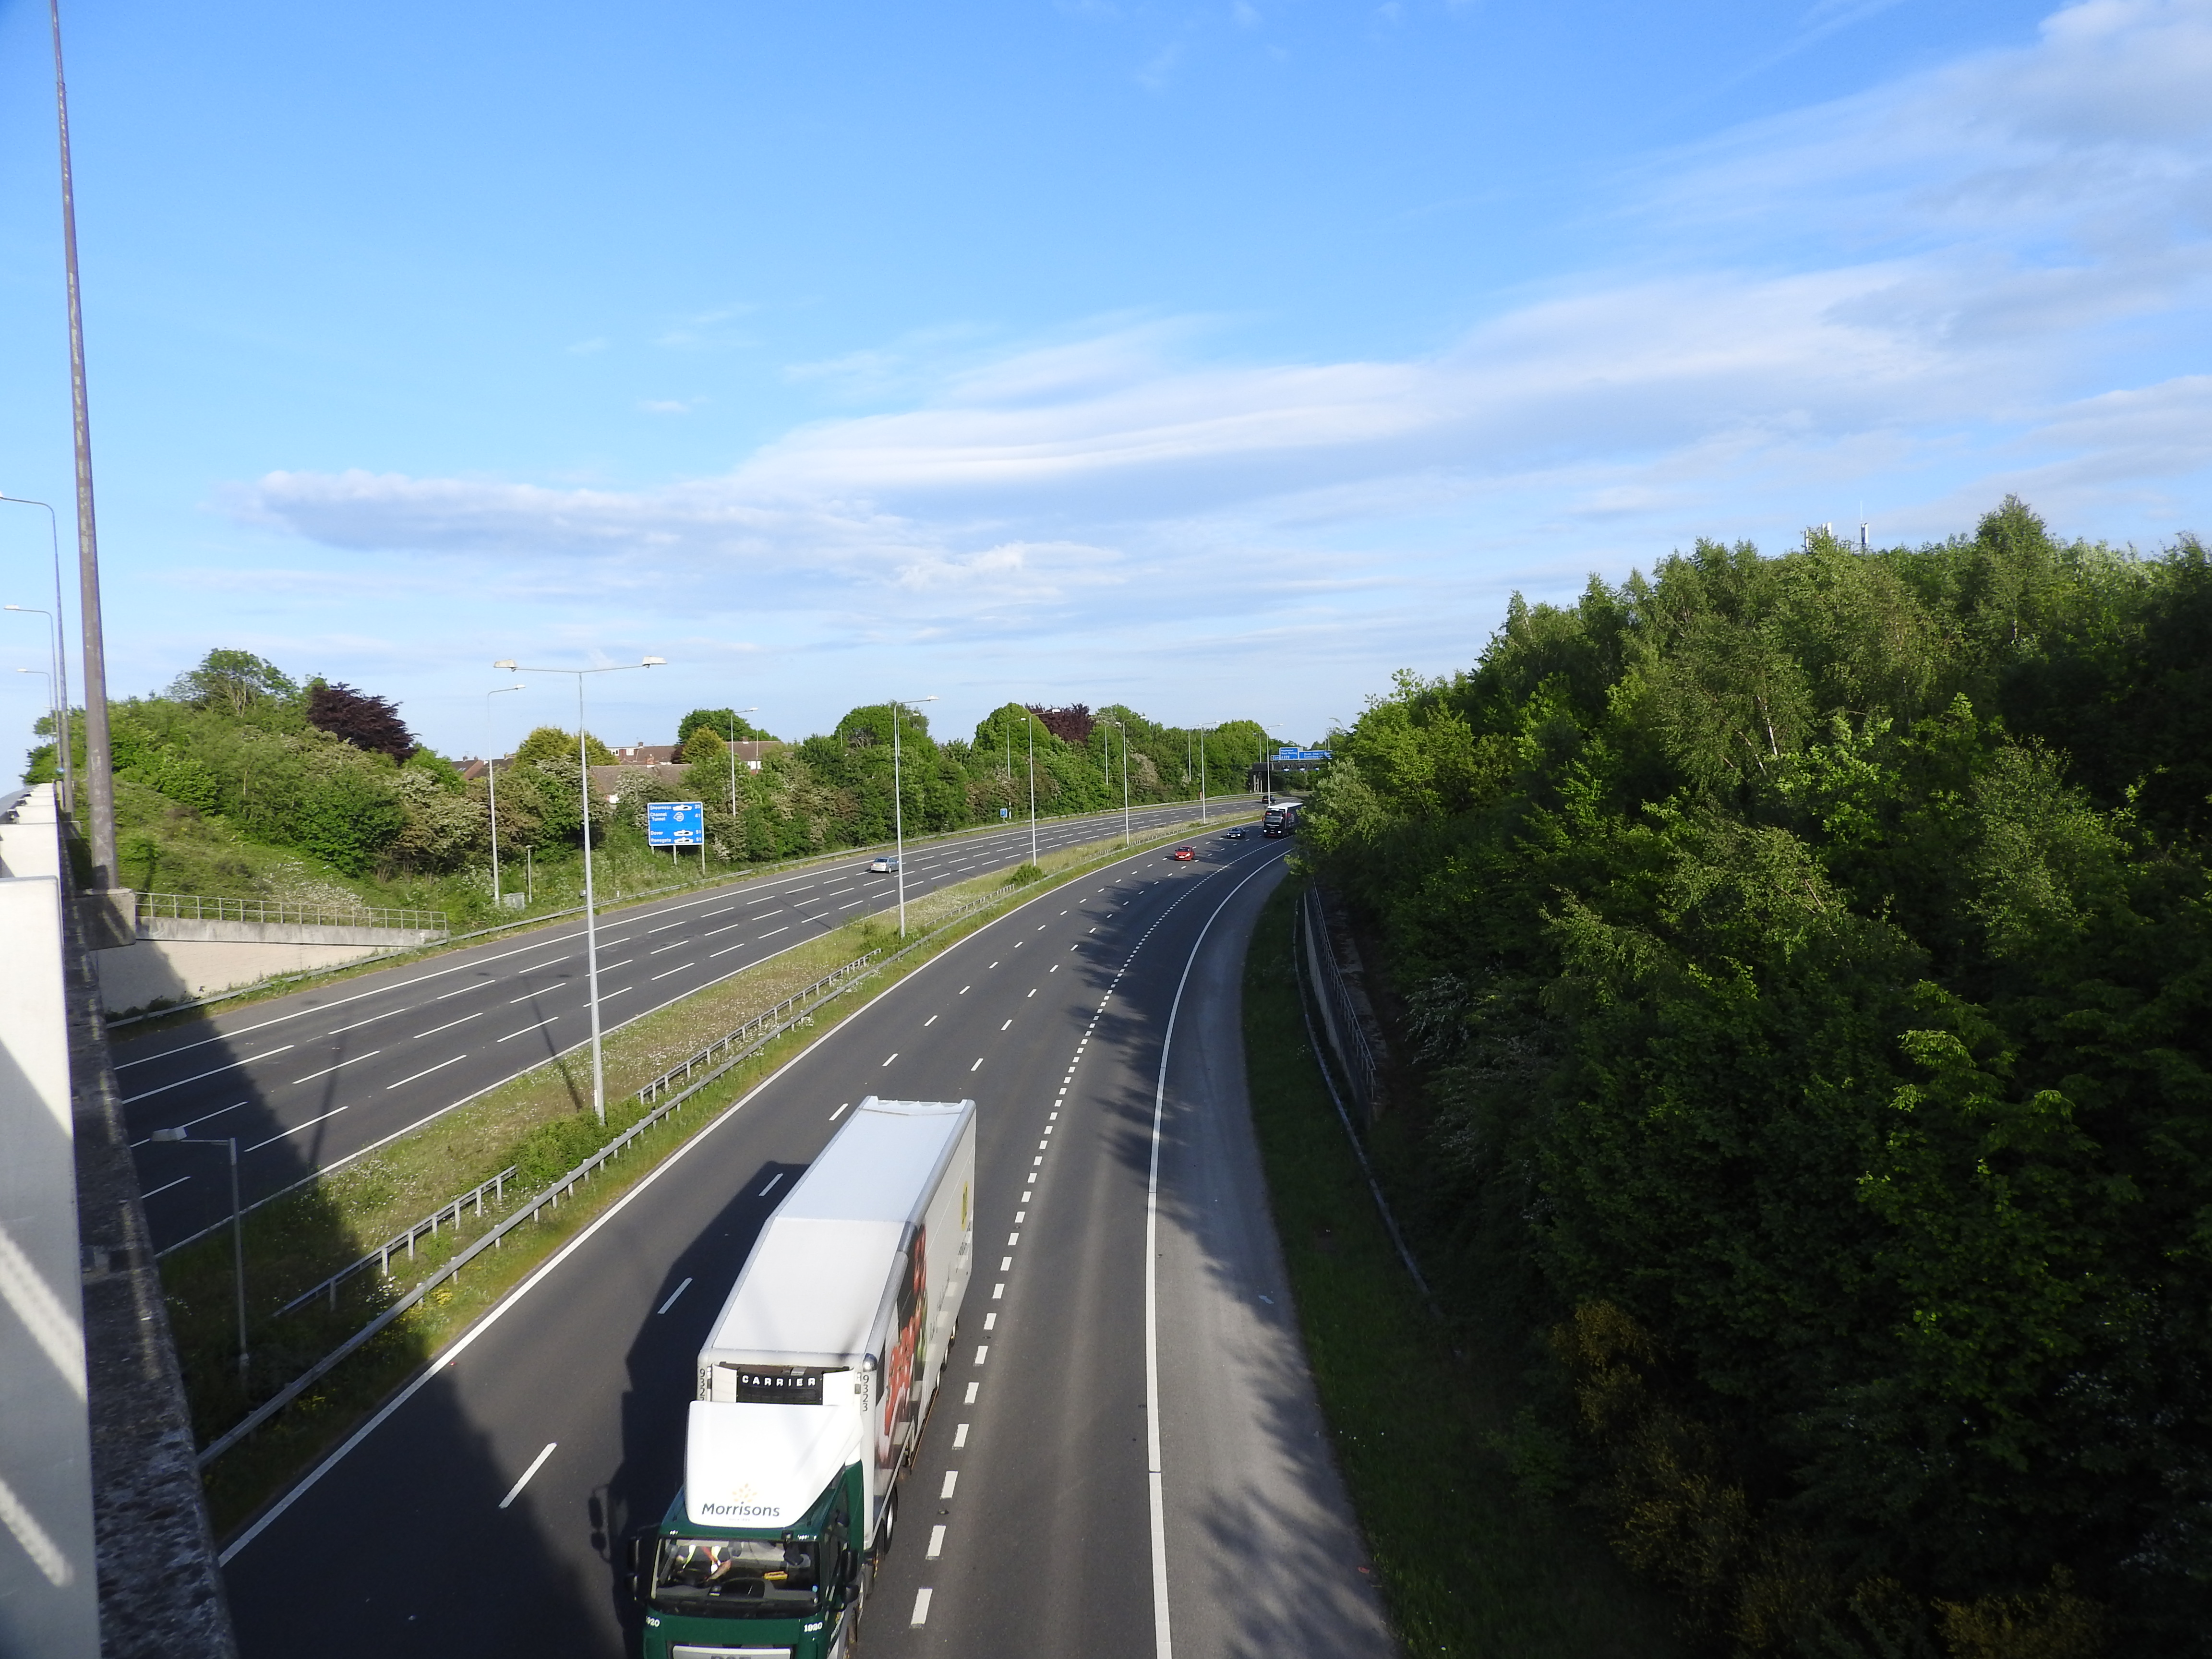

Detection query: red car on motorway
xmin=1170 ymin=846 xmax=1196 ymax=861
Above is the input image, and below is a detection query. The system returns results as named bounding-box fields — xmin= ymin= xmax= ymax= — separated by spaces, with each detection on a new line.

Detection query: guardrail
xmin=640 ymin=951 xmax=880 ymax=1105
xmin=1301 ymin=884 xmax=1382 ymax=1121
xmin=136 ymin=891 xmax=449 ymax=933
xmin=274 ymin=1166 xmax=520 ymax=1316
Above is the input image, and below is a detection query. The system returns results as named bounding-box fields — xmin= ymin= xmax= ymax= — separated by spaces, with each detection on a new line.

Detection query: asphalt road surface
xmin=218 ymin=830 xmax=1392 ymax=1659
xmin=116 ymin=802 xmax=1222 ymax=1252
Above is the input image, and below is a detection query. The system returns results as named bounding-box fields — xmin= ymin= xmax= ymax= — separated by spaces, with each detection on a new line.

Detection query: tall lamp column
xmin=494 ymin=655 xmax=666 ymax=1124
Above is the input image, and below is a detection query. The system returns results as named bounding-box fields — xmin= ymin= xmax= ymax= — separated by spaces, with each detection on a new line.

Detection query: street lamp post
xmin=3 ymin=497 xmax=72 ymax=809
xmin=12 ymin=662 xmax=58 ymax=796
xmin=887 ymin=696 xmax=937 ymax=937
xmin=1100 ymin=716 xmax=1132 ymax=847
xmin=494 ymin=655 xmax=666 ymax=1125
xmin=484 ymin=683 xmax=525 ymax=906
xmin=1199 ymin=726 xmax=1209 ymax=824
xmin=148 ymin=1129 xmax=246 ymax=1382
xmin=1026 ymin=712 xmax=1038 ymax=869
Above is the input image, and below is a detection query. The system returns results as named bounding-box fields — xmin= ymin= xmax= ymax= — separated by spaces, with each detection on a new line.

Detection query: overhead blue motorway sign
xmin=1274 ymin=747 xmax=1332 ymax=761
xmin=648 ymin=801 xmax=706 ymax=846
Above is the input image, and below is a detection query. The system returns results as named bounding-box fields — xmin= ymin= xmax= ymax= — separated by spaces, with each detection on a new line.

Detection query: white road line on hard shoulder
xmin=498 ymin=1443 xmax=557 ymax=1510
xmin=656 ymin=1277 xmax=693 ymax=1315
xmin=1140 ymin=847 xmax=1285 ymax=1659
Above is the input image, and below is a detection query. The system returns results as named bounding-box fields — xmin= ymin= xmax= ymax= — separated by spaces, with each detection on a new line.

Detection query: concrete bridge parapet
xmin=94 ymin=904 xmax=447 ymax=1016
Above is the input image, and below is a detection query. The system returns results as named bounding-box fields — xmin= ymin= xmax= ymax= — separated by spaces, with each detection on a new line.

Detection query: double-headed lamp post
xmin=0 ymin=494 xmax=72 ymax=812
xmin=887 ymin=696 xmax=936 ymax=938
xmin=15 ymin=667 xmax=55 ymax=783
xmin=149 ymin=1128 xmax=247 ymax=1382
xmin=485 ymin=684 xmax=525 ymax=906
xmin=6 ymin=605 xmax=67 ymax=808
xmin=494 ymin=655 xmax=666 ymax=1125
xmin=1100 ymin=716 xmax=1132 ymax=846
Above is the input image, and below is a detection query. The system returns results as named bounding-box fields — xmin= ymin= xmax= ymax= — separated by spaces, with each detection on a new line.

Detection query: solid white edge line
xmin=1143 ymin=847 xmax=1286 ymax=1659
xmin=498 ymin=1442 xmax=557 ymax=1510
xmin=216 ymin=830 xmax=1220 ymax=1567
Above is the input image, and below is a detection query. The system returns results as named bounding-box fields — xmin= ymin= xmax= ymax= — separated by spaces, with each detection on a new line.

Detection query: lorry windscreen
xmin=651 ymin=1536 xmax=823 ymax=1618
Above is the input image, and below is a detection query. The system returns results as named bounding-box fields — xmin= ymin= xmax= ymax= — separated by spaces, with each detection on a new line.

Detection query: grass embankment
xmin=1241 ymin=878 xmax=1680 ymax=1659
xmin=168 ymin=814 xmax=1220 ymax=1538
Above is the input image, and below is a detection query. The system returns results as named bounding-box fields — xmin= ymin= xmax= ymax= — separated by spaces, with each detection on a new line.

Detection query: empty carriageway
xmin=221 ymin=825 xmax=1387 ymax=1659
xmin=117 ymin=801 xmax=1236 ymax=1252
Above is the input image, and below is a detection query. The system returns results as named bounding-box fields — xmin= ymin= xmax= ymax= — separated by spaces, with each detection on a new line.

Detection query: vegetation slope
xmin=1296 ymin=500 xmax=2212 ymax=1656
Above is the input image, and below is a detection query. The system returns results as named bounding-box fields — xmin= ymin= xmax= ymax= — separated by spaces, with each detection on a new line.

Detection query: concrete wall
xmin=0 ymin=785 xmax=100 ymax=1657
xmin=92 ymin=918 xmax=444 ymax=1015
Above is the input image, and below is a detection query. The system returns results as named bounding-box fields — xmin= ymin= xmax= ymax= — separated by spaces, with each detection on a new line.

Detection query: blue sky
xmin=2 ymin=0 xmax=2207 ymax=759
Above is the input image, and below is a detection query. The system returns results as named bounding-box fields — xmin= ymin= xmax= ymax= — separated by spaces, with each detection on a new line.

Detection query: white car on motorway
xmin=867 ymin=855 xmax=900 ymax=873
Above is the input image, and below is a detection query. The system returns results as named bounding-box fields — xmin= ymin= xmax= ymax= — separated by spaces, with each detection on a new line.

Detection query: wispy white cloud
xmin=240 ymin=0 xmax=2212 ymax=718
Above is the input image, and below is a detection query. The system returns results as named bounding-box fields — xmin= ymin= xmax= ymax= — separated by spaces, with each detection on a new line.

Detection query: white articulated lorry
xmin=635 ymin=1096 xmax=976 ymax=1659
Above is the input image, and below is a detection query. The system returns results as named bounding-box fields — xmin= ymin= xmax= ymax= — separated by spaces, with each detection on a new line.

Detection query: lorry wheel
xmin=877 ymin=1487 xmax=897 ymax=1556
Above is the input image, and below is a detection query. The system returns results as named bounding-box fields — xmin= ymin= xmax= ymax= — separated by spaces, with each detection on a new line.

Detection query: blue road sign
xmin=648 ymin=801 xmax=706 ymax=846
xmin=1274 ymin=747 xmax=1332 ymax=761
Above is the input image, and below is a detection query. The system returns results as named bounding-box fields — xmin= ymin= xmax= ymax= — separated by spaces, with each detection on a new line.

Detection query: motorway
xmin=218 ymin=830 xmax=1393 ymax=1658
xmin=115 ymin=803 xmax=1218 ymax=1253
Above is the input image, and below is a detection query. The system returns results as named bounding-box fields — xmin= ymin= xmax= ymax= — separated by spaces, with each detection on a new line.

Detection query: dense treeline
xmin=24 ymin=656 xmax=1272 ymax=889
xmin=1298 ymin=501 xmax=2212 ymax=1655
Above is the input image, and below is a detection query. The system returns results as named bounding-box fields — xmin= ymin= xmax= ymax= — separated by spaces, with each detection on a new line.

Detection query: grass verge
xmin=179 ymin=812 xmax=1223 ymax=1539
xmin=1241 ymin=876 xmax=1681 ymax=1659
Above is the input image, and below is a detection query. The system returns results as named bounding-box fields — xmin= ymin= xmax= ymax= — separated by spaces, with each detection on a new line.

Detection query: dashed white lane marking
xmin=759 ymin=926 xmax=789 ymax=938
xmin=657 ymin=1277 xmax=693 ymax=1315
xmin=961 ymin=985 xmax=971 ymax=994
xmin=911 ymin=1588 xmax=933 ymax=1625
xmin=925 ymin=1014 xmax=938 ymax=1026
xmin=964 ymin=1381 xmax=978 ymax=1403
xmin=498 ymin=1443 xmax=557 ymax=1510
xmin=940 ymin=1470 xmax=959 ymax=1499
xmin=385 ymin=1055 xmax=468 ymax=1091
xmin=599 ymin=959 xmax=634 ymax=971
xmin=328 ymin=1008 xmax=413 ymax=1035
xmin=973 ymin=1345 xmax=988 ymax=1365
xmin=498 ymin=1017 xmax=560 ymax=1043
xmin=927 ymin=1525 xmax=946 ymax=1559
xmin=760 ymin=1173 xmax=785 ymax=1197
xmin=992 ymin=1282 xmax=1004 ymax=1298
xmin=704 ymin=923 xmax=745 ymax=937
xmin=649 ymin=962 xmax=696 ymax=981
xmin=291 ymin=1050 xmax=382 ymax=1085
xmin=142 ymin=1175 xmax=191 ymax=1199
xmin=830 ymin=1102 xmax=852 ymax=1120
xmin=953 ymin=1423 xmax=969 ymax=1448
xmin=970 ymin=1057 xmax=984 ymax=1072
xmin=1001 ymin=1019 xmax=1012 ymax=1031
xmin=883 ymin=1053 xmax=898 ymax=1067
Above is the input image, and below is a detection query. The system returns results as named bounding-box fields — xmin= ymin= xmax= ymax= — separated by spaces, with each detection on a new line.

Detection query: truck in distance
xmin=633 ymin=1095 xmax=977 ymax=1659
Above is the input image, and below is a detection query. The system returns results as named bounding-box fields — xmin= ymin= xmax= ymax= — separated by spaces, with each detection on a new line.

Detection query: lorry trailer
xmin=1262 ymin=800 xmax=1301 ymax=837
xmin=634 ymin=1096 xmax=976 ymax=1659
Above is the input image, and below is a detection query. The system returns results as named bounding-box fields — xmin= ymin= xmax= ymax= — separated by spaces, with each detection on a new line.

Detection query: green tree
xmin=514 ymin=724 xmax=615 ymax=767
